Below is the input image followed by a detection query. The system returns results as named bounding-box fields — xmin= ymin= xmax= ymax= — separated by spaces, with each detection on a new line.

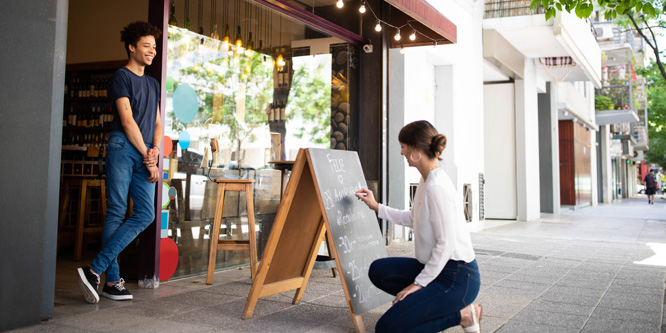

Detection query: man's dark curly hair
xmin=120 ymin=21 xmax=162 ymax=58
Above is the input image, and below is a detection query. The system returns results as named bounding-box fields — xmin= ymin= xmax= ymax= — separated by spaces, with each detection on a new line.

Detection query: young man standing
xmin=77 ymin=21 xmax=163 ymax=304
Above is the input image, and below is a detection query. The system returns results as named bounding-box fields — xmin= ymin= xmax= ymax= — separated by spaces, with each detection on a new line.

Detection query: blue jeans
xmin=90 ymin=131 xmax=156 ymax=282
xmin=369 ymin=257 xmax=480 ymax=333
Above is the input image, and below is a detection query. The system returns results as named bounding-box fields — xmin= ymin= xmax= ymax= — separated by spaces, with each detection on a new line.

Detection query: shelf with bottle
xmin=63 ymin=104 xmax=114 ymax=129
xmin=273 ymin=59 xmax=291 ymax=90
xmin=64 ymin=76 xmax=110 ymax=100
xmin=62 ymin=132 xmax=109 ymax=153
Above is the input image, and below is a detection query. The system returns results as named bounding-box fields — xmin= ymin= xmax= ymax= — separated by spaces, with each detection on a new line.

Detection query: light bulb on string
xmin=394 ymin=29 xmax=401 ymax=41
xmin=235 ymin=25 xmax=243 ymax=54
xmin=433 ymin=41 xmax=438 ymax=48
xmin=400 ymin=43 xmax=405 ymax=54
xmin=375 ymin=20 xmax=382 ymax=32
xmin=359 ymin=2 xmax=366 ymax=13
xmin=244 ymin=32 xmax=253 ymax=57
xmin=409 ymin=30 xmax=416 ymax=41
xmin=276 ymin=53 xmax=286 ymax=71
xmin=336 ymin=0 xmax=344 ymax=8
xmin=222 ymin=24 xmax=231 ymax=53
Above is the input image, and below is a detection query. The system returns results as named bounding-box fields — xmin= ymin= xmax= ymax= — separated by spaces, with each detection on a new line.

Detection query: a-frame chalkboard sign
xmin=242 ymin=148 xmax=392 ymax=332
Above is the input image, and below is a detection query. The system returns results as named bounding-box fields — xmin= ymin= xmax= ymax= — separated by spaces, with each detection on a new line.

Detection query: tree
xmin=531 ymin=0 xmax=660 ymax=20
xmin=640 ymin=62 xmax=666 ymax=168
xmin=533 ymin=0 xmax=666 ymax=81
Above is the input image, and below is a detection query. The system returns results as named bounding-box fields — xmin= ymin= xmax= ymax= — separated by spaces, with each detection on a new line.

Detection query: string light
xmin=222 ymin=24 xmax=231 ymax=53
xmin=344 ymin=0 xmax=447 ymax=49
xmin=400 ymin=43 xmax=405 ymax=54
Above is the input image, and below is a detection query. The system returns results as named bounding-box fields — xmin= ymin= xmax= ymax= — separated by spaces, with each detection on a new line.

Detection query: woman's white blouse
xmin=377 ymin=168 xmax=475 ymax=286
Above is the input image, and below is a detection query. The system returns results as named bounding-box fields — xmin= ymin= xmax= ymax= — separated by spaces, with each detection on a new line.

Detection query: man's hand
xmin=393 ymin=283 xmax=422 ymax=304
xmin=147 ymin=165 xmax=160 ymax=183
xmin=144 ymin=147 xmax=159 ymax=167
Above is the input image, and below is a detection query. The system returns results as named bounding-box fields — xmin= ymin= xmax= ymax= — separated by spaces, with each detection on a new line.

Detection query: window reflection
xmin=163 ymin=26 xmax=334 ymax=279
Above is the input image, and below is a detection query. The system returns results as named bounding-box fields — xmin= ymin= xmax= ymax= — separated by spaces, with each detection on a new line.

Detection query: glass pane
xmin=163 ymin=24 xmax=334 ymax=279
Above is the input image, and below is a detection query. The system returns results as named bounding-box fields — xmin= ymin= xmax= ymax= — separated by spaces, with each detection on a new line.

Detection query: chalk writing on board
xmin=308 ymin=148 xmax=393 ymax=314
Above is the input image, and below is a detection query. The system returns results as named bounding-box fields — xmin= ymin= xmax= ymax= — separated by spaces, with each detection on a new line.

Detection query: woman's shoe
xmin=462 ymin=304 xmax=482 ymax=333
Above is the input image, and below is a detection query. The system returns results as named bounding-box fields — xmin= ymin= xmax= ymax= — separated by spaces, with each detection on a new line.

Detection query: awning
xmin=595 ymin=109 xmax=639 ymax=126
xmin=385 ymin=0 xmax=457 ymax=48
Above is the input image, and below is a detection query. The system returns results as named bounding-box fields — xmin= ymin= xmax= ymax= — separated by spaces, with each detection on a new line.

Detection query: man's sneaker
xmin=102 ymin=278 xmax=133 ymax=301
xmin=77 ymin=266 xmax=100 ymax=304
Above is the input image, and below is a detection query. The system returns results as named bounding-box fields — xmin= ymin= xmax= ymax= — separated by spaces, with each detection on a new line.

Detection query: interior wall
xmin=67 ymin=0 xmax=149 ymax=64
xmin=0 ymin=0 xmax=68 ymax=329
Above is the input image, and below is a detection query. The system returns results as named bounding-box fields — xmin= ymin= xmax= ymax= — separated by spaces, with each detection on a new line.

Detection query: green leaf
xmin=542 ymin=0 xmax=548 ymax=8
xmin=636 ymin=2 xmax=643 ymax=12
xmin=575 ymin=3 xmax=587 ymax=17
xmin=546 ymin=7 xmax=557 ymax=19
xmin=556 ymin=2 xmax=563 ymax=11
xmin=530 ymin=0 xmax=540 ymax=11
xmin=582 ymin=4 xmax=594 ymax=17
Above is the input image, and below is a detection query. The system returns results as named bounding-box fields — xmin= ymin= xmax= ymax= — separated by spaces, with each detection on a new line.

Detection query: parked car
xmin=638 ymin=183 xmax=646 ymax=194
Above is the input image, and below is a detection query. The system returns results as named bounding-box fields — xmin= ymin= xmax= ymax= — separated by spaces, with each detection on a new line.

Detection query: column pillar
xmin=538 ymin=82 xmax=560 ymax=214
xmin=515 ymin=59 xmax=541 ymax=220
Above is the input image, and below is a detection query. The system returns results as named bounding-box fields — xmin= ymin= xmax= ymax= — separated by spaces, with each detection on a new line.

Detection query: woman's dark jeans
xmin=369 ymin=257 xmax=480 ymax=333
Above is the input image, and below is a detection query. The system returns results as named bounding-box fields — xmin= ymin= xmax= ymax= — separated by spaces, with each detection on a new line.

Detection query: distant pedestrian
xmin=355 ymin=120 xmax=481 ymax=333
xmin=644 ymin=169 xmax=657 ymax=205
xmin=77 ymin=21 xmax=163 ymax=304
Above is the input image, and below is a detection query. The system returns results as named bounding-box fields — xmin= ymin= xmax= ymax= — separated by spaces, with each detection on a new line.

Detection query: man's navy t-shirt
xmin=109 ymin=67 xmax=160 ymax=145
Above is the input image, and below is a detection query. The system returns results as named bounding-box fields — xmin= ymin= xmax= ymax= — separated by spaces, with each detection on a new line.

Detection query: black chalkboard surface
xmin=243 ymin=148 xmax=391 ymax=332
xmin=307 ymin=148 xmax=393 ymax=314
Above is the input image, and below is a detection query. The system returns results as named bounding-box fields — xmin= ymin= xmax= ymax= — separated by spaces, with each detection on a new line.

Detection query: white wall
xmin=484 ymin=83 xmax=517 ymax=219
xmin=515 ymin=59 xmax=541 ymax=220
xmin=387 ymin=0 xmax=485 ymax=232
xmin=429 ymin=0 xmax=486 ymax=230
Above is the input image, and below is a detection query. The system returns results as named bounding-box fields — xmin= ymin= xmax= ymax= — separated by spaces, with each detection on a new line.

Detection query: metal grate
xmin=463 ymin=184 xmax=473 ymax=222
xmin=479 ymin=173 xmax=485 ymax=220
xmin=409 ymin=183 xmax=418 ymax=209
xmin=484 ymin=0 xmax=545 ymax=19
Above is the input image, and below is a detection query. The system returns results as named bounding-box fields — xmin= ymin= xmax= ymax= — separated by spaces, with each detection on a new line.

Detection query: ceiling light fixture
xmin=337 ymin=0 xmax=344 ymax=8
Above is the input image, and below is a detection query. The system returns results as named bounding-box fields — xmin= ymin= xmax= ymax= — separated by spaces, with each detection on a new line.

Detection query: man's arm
xmin=116 ymin=97 xmax=149 ymax=157
xmin=144 ymin=105 xmax=162 ymax=167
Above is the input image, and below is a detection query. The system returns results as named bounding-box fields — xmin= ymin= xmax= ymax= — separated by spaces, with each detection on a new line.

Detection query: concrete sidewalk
xmin=12 ymin=197 xmax=666 ymax=332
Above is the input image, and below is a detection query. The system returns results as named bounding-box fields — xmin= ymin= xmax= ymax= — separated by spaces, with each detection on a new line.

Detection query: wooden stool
xmin=206 ymin=179 xmax=257 ymax=284
xmin=58 ymin=178 xmax=106 ymax=261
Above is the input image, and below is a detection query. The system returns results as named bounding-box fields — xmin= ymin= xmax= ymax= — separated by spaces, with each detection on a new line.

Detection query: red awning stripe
xmin=384 ymin=0 xmax=457 ymax=44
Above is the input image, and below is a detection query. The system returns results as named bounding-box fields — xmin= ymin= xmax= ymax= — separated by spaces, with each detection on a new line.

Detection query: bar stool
xmin=58 ymin=178 xmax=106 ymax=261
xmin=206 ymin=179 xmax=257 ymax=284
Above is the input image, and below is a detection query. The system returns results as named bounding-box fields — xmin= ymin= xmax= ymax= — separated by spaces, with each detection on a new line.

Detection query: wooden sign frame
xmin=242 ymin=148 xmax=388 ymax=332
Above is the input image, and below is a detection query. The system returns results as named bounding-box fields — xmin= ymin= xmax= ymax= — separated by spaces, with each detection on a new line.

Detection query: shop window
xmin=161 ymin=3 xmax=357 ymax=278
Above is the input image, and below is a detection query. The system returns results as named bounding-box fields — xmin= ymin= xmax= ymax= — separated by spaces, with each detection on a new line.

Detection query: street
xmin=13 ymin=197 xmax=666 ymax=332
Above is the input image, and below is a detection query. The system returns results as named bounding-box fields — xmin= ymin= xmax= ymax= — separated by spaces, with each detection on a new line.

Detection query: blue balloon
xmin=179 ymin=131 xmax=191 ymax=150
xmin=173 ymin=83 xmax=198 ymax=124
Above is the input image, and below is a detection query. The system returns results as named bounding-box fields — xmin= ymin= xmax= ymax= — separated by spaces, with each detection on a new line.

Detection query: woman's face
xmin=400 ymin=143 xmax=416 ymax=167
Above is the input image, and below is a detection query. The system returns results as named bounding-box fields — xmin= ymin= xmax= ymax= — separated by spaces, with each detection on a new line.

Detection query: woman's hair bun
xmin=430 ymin=134 xmax=447 ymax=160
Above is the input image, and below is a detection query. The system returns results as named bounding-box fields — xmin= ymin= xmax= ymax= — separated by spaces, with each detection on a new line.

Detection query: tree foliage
xmin=532 ymin=0 xmax=661 ymax=20
xmin=639 ymin=62 xmax=666 ymax=168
